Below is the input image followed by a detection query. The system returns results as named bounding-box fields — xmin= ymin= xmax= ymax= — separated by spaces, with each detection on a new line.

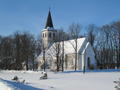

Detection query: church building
xmin=36 ymin=10 xmax=96 ymax=71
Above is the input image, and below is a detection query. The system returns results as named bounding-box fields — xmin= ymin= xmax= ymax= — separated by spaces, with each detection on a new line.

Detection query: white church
xmin=36 ymin=10 xmax=96 ymax=71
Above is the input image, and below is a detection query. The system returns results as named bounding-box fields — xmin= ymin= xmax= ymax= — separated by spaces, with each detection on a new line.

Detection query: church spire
xmin=45 ymin=10 xmax=54 ymax=29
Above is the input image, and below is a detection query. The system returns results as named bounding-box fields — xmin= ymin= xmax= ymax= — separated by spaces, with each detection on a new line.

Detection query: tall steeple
xmin=45 ymin=10 xmax=54 ymax=29
xmin=42 ymin=10 xmax=57 ymax=49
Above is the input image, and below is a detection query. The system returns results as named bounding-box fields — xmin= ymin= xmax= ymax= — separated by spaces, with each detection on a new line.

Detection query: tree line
xmin=0 ymin=31 xmax=42 ymax=70
xmin=0 ymin=21 xmax=120 ymax=70
xmin=89 ymin=21 xmax=120 ymax=69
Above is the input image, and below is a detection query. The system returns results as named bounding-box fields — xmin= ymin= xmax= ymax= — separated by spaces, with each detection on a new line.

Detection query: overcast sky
xmin=0 ymin=0 xmax=120 ymax=36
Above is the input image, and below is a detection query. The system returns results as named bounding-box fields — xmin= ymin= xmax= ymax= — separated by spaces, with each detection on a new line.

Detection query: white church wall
xmin=77 ymin=54 xmax=83 ymax=70
xmin=85 ymin=43 xmax=96 ymax=70
xmin=78 ymin=38 xmax=88 ymax=70
xmin=81 ymin=42 xmax=96 ymax=70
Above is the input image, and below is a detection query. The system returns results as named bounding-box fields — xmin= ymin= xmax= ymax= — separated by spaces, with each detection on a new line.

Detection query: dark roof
xmin=45 ymin=10 xmax=54 ymax=29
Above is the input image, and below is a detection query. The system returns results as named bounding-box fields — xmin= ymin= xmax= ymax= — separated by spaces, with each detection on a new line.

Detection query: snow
xmin=0 ymin=79 xmax=13 ymax=90
xmin=48 ymin=37 xmax=86 ymax=54
xmin=0 ymin=70 xmax=120 ymax=90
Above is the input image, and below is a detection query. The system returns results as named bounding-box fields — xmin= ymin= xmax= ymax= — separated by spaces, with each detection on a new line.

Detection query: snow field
xmin=0 ymin=70 xmax=120 ymax=90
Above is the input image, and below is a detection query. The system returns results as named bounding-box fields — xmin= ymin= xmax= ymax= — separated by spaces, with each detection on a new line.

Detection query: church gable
xmin=45 ymin=37 xmax=87 ymax=56
xmin=63 ymin=37 xmax=86 ymax=54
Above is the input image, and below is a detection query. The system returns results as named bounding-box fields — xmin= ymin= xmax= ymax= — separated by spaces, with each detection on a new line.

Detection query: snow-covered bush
xmin=12 ymin=76 xmax=25 ymax=83
xmin=40 ymin=71 xmax=48 ymax=80
xmin=89 ymin=64 xmax=95 ymax=70
xmin=114 ymin=78 xmax=120 ymax=90
xmin=12 ymin=76 xmax=19 ymax=81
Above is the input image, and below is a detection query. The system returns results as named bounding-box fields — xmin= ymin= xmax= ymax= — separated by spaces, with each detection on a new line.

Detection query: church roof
xmin=37 ymin=37 xmax=87 ymax=60
xmin=49 ymin=37 xmax=87 ymax=55
xmin=45 ymin=10 xmax=54 ymax=29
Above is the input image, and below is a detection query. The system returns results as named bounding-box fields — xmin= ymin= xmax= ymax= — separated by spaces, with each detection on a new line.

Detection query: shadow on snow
xmin=62 ymin=69 xmax=120 ymax=73
xmin=0 ymin=79 xmax=43 ymax=90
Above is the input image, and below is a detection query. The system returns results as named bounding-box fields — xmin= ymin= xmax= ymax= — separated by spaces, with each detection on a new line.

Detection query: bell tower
xmin=42 ymin=10 xmax=57 ymax=49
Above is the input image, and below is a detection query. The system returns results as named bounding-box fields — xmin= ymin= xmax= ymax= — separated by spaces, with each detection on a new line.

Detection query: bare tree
xmin=94 ymin=21 xmax=120 ymax=69
xmin=60 ymin=30 xmax=65 ymax=72
xmin=112 ymin=22 xmax=120 ymax=68
xmin=68 ymin=23 xmax=82 ymax=71
xmin=87 ymin=24 xmax=96 ymax=47
xmin=21 ymin=32 xmax=36 ymax=70
xmin=36 ymin=34 xmax=42 ymax=56
xmin=53 ymin=30 xmax=62 ymax=71
xmin=42 ymin=43 xmax=46 ymax=71
xmin=0 ymin=36 xmax=2 ymax=67
xmin=14 ymin=32 xmax=23 ymax=70
xmin=0 ymin=36 xmax=14 ymax=69
xmin=46 ymin=29 xmax=66 ymax=72
xmin=13 ymin=31 xmax=36 ymax=70
xmin=0 ymin=31 xmax=38 ymax=70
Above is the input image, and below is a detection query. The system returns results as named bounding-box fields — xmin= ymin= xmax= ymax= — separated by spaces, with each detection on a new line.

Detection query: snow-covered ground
xmin=0 ymin=70 xmax=120 ymax=90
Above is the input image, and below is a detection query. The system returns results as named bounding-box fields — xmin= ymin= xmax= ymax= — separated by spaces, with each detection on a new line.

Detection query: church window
xmin=45 ymin=33 xmax=46 ymax=37
xmin=87 ymin=57 xmax=90 ymax=68
xmin=53 ymin=33 xmax=55 ymax=38
xmin=49 ymin=32 xmax=52 ymax=38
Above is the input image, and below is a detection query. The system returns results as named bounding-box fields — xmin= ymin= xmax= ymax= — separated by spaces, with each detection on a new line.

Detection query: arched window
xmin=49 ymin=32 xmax=51 ymax=38
xmin=87 ymin=57 xmax=90 ymax=68
xmin=45 ymin=33 xmax=46 ymax=37
xmin=53 ymin=33 xmax=55 ymax=38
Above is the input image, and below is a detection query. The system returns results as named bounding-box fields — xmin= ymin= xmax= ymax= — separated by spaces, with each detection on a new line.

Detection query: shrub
xmin=89 ymin=64 xmax=94 ymax=70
